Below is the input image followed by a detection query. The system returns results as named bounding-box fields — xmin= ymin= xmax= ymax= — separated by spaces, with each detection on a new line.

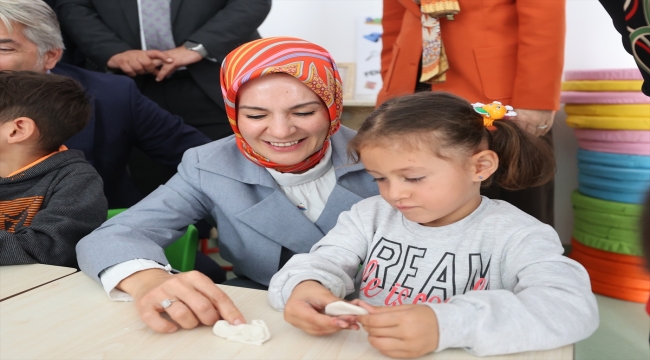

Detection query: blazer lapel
xmin=119 ymin=0 xmax=141 ymax=45
xmin=236 ymin=190 xmax=326 ymax=254
xmin=195 ymin=142 xmax=277 ymax=189
xmin=315 ymin=183 xmax=364 ymax=234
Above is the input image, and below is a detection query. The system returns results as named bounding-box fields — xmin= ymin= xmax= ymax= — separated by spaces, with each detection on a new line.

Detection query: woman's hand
xmin=512 ymin=109 xmax=555 ymax=136
xmin=354 ymin=300 xmax=439 ymax=359
xmin=284 ymin=280 xmax=359 ymax=335
xmin=117 ymin=269 xmax=245 ymax=333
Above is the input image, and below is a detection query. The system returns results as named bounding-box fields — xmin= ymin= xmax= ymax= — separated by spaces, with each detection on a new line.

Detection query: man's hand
xmin=354 ymin=300 xmax=439 ymax=359
xmin=284 ymin=280 xmax=359 ymax=336
xmin=117 ymin=269 xmax=245 ymax=333
xmin=153 ymin=46 xmax=203 ymax=81
xmin=511 ymin=109 xmax=555 ymax=136
xmin=106 ymin=50 xmax=172 ymax=77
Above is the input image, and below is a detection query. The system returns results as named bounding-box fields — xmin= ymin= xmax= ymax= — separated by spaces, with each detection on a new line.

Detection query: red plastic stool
xmin=199 ymin=238 xmax=233 ymax=271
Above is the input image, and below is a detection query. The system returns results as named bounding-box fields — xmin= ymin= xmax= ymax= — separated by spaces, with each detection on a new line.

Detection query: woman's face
xmin=237 ymin=74 xmax=330 ymax=166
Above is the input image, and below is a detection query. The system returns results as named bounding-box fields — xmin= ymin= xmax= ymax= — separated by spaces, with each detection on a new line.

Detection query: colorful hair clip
xmin=472 ymin=101 xmax=517 ymax=128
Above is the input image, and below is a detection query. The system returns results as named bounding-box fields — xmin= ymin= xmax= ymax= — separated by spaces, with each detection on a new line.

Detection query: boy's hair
xmin=348 ymin=91 xmax=556 ymax=190
xmin=0 ymin=71 xmax=91 ymax=152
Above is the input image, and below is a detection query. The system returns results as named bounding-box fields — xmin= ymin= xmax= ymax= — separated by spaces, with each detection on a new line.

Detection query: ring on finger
xmin=160 ymin=298 xmax=177 ymax=309
xmin=537 ymin=124 xmax=549 ymax=129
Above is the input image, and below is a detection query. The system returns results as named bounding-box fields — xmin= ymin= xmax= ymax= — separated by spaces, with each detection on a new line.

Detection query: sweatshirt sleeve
xmin=427 ymin=225 xmax=599 ymax=356
xmin=267 ymin=203 xmax=372 ymax=311
xmin=0 ymin=169 xmax=107 ymax=268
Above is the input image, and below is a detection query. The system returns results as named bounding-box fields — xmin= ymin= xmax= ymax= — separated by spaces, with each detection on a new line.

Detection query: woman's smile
xmin=237 ymin=74 xmax=330 ymax=165
xmin=265 ymin=139 xmax=303 ymax=148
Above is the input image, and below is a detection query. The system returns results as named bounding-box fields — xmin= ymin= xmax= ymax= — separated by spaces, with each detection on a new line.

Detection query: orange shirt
xmin=5 ymin=145 xmax=68 ymax=178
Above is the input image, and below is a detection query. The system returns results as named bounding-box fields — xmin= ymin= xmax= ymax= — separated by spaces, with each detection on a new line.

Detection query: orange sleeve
xmin=511 ymin=0 xmax=566 ymax=110
xmin=381 ymin=0 xmax=407 ymax=83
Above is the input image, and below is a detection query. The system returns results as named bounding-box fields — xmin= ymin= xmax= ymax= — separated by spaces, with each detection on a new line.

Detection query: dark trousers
xmin=223 ymin=277 xmax=269 ymax=290
xmin=480 ymin=179 xmax=555 ymax=226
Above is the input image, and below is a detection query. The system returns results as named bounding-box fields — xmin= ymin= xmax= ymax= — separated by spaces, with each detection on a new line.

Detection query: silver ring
xmin=160 ymin=299 xmax=177 ymax=309
xmin=537 ymin=124 xmax=549 ymax=129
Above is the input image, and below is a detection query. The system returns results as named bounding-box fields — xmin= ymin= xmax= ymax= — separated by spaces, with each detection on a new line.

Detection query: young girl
xmin=268 ymin=92 xmax=599 ymax=358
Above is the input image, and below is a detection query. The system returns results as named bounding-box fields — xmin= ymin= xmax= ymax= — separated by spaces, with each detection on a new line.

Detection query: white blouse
xmin=266 ymin=144 xmax=335 ymax=223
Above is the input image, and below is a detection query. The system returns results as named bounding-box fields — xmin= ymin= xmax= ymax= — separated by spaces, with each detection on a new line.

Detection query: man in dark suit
xmin=56 ymin=0 xmax=271 ymax=196
xmin=56 ymin=0 xmax=272 ymax=141
xmin=41 ymin=0 xmax=84 ymax=66
xmin=0 ymin=0 xmax=211 ymax=210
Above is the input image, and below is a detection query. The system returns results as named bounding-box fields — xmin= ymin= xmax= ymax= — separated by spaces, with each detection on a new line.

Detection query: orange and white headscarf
xmin=220 ymin=37 xmax=343 ymax=173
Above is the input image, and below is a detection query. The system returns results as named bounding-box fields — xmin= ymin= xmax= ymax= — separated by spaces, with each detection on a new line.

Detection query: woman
xmin=76 ymin=37 xmax=379 ymax=333
xmin=378 ymin=0 xmax=564 ymax=226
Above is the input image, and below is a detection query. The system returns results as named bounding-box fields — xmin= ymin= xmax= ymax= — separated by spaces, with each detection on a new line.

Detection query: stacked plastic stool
xmin=562 ymin=69 xmax=650 ymax=303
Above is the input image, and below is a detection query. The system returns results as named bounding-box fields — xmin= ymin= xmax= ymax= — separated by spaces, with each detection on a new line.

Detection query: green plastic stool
xmin=107 ymin=209 xmax=197 ymax=272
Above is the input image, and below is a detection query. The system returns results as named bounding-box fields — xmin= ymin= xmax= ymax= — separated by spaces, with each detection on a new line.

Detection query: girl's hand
xmin=284 ymin=280 xmax=360 ymax=335
xmin=354 ymin=300 xmax=440 ymax=359
xmin=117 ymin=269 xmax=246 ymax=333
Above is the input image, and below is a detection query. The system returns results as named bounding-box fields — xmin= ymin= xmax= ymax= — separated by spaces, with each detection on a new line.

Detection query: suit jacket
xmin=378 ymin=0 xmax=566 ymax=110
xmin=76 ymin=127 xmax=380 ymax=286
xmin=53 ymin=63 xmax=211 ymax=209
xmin=56 ymin=0 xmax=272 ymax=108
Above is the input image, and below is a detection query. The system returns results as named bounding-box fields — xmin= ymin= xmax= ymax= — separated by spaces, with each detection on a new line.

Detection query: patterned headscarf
xmin=220 ymin=37 xmax=343 ymax=173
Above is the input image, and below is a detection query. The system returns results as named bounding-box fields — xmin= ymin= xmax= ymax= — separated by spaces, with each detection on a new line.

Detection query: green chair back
xmin=107 ymin=209 xmax=197 ymax=272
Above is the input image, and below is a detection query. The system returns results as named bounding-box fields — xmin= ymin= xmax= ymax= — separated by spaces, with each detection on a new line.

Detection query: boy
xmin=0 ymin=71 xmax=107 ymax=267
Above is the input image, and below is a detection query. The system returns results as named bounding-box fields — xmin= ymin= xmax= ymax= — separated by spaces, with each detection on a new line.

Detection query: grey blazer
xmin=76 ymin=126 xmax=379 ymax=285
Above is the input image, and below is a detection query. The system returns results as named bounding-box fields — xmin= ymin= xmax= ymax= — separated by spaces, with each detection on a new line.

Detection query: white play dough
xmin=324 ymin=301 xmax=369 ymax=316
xmin=213 ymin=319 xmax=271 ymax=345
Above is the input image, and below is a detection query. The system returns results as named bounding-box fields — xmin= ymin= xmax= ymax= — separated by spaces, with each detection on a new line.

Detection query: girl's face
xmin=360 ymin=142 xmax=485 ymax=227
xmin=237 ymin=74 xmax=330 ymax=166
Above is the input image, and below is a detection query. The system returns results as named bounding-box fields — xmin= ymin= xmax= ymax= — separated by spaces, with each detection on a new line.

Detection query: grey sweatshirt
xmin=0 ymin=150 xmax=107 ymax=268
xmin=268 ymin=196 xmax=599 ymax=356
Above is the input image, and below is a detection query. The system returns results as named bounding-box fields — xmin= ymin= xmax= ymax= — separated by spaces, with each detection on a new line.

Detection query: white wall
xmin=259 ymin=0 xmax=383 ymax=63
xmin=260 ymin=0 xmax=641 ymax=244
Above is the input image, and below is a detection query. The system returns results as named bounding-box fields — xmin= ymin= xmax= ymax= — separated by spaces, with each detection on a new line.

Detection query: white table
xmin=575 ymin=295 xmax=650 ymax=360
xmin=0 ymin=264 xmax=77 ymax=301
xmin=0 ymin=273 xmax=573 ymax=359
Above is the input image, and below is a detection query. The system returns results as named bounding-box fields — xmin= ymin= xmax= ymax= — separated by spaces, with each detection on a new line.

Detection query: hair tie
xmin=472 ymin=101 xmax=517 ymax=130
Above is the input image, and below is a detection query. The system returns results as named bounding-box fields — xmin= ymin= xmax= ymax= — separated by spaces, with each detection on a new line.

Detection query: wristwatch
xmin=183 ymin=41 xmax=208 ymax=58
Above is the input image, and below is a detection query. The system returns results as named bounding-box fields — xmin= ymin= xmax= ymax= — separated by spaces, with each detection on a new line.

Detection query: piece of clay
xmin=324 ymin=301 xmax=369 ymax=316
xmin=213 ymin=319 xmax=271 ymax=345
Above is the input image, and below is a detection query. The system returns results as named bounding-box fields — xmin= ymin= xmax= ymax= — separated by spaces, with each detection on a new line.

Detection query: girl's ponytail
xmin=488 ymin=120 xmax=556 ymax=190
xmin=348 ymin=91 xmax=556 ymax=192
